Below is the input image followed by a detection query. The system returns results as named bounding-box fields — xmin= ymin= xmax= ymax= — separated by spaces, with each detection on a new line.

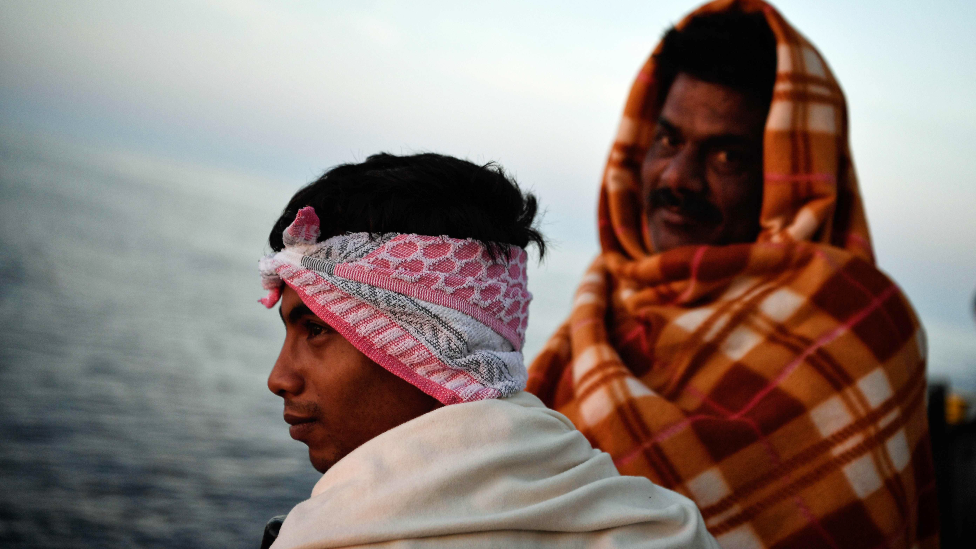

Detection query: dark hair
xmin=654 ymin=10 xmax=777 ymax=109
xmin=269 ymin=153 xmax=546 ymax=260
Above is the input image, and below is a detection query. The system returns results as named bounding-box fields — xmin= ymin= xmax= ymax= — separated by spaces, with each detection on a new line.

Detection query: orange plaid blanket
xmin=527 ymin=1 xmax=938 ymax=547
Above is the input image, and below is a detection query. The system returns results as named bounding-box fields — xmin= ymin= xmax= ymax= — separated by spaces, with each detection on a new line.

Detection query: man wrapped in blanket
xmin=527 ymin=1 xmax=938 ymax=548
xmin=257 ymin=153 xmax=719 ymax=548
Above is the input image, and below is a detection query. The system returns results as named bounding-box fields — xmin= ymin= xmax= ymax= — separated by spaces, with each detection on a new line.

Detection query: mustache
xmin=283 ymin=400 xmax=322 ymax=417
xmin=648 ymin=187 xmax=721 ymax=224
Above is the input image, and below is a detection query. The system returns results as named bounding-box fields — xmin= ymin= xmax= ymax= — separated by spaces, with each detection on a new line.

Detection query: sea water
xmin=0 ymin=135 xmax=320 ymax=548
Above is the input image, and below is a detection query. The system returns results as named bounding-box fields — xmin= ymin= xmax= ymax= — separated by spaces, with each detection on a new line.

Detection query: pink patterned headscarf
xmin=259 ymin=206 xmax=532 ymax=404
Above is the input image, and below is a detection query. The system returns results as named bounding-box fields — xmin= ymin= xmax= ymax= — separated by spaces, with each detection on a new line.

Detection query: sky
xmin=2 ymin=0 xmax=975 ymax=387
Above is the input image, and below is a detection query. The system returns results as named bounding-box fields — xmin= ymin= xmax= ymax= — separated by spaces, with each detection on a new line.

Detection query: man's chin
xmin=307 ymin=441 xmax=350 ymax=473
xmin=308 ymin=449 xmax=339 ymax=473
xmin=649 ymin=222 xmax=715 ymax=253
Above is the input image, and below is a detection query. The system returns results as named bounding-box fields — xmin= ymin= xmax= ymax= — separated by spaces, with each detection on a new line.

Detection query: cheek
xmin=712 ymin=177 xmax=764 ymax=224
xmin=640 ymin=157 xmax=665 ymax=192
xmin=303 ymin=342 xmax=372 ymax=401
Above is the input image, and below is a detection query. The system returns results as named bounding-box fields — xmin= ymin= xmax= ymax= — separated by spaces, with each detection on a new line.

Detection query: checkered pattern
xmin=526 ymin=1 xmax=937 ymax=547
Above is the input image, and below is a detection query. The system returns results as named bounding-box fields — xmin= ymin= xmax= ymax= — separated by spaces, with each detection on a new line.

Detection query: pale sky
xmin=2 ymin=0 xmax=975 ymax=386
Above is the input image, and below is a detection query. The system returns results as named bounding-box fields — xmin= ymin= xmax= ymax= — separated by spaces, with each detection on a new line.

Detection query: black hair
xmin=269 ymin=152 xmax=546 ymax=260
xmin=654 ymin=10 xmax=777 ymax=109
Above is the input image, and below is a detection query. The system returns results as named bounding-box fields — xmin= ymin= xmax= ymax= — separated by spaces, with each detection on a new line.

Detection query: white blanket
xmin=272 ymin=392 xmax=717 ymax=548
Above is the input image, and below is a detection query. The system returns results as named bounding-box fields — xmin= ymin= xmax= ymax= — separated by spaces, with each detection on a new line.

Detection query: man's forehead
xmin=659 ymin=73 xmax=767 ymax=139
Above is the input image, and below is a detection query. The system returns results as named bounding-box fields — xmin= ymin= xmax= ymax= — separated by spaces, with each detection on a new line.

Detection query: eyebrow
xmin=279 ymin=303 xmax=316 ymax=325
xmin=657 ymin=115 xmax=756 ymax=148
xmin=657 ymin=116 xmax=679 ymax=136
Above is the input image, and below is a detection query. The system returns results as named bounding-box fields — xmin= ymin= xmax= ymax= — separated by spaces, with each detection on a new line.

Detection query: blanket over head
xmin=271 ymin=392 xmax=719 ymax=548
xmin=527 ymin=1 xmax=938 ymax=547
xmin=259 ymin=206 xmax=531 ymax=404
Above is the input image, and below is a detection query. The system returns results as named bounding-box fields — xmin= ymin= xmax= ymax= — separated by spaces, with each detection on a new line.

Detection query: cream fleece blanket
xmin=272 ymin=392 xmax=717 ymax=548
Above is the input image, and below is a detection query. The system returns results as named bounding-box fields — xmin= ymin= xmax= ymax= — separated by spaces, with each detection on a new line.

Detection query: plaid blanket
xmin=526 ymin=1 xmax=938 ymax=547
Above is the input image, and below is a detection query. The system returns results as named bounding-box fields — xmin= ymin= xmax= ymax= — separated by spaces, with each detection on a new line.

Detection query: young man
xmin=528 ymin=1 xmax=938 ymax=548
xmin=257 ymin=153 xmax=718 ymax=548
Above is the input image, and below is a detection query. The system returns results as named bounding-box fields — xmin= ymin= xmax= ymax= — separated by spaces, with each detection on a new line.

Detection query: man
xmin=528 ymin=1 xmax=938 ymax=548
xmin=257 ymin=153 xmax=718 ymax=548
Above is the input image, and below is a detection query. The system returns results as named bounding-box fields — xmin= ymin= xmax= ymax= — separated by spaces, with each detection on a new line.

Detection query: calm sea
xmin=0 ymin=136 xmax=320 ymax=548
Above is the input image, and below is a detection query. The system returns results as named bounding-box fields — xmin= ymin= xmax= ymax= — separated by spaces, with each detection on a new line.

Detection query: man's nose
xmin=658 ymin=148 xmax=705 ymax=195
xmin=268 ymin=348 xmax=303 ymax=397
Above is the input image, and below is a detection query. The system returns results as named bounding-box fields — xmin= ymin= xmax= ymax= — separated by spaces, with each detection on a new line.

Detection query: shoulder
xmin=803 ymin=245 xmax=923 ymax=354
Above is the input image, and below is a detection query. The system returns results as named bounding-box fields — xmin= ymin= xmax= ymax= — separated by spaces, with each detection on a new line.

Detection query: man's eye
xmin=657 ymin=133 xmax=677 ymax=148
xmin=711 ymin=149 xmax=745 ymax=173
xmin=305 ymin=321 xmax=329 ymax=338
xmin=716 ymin=150 xmax=734 ymax=162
